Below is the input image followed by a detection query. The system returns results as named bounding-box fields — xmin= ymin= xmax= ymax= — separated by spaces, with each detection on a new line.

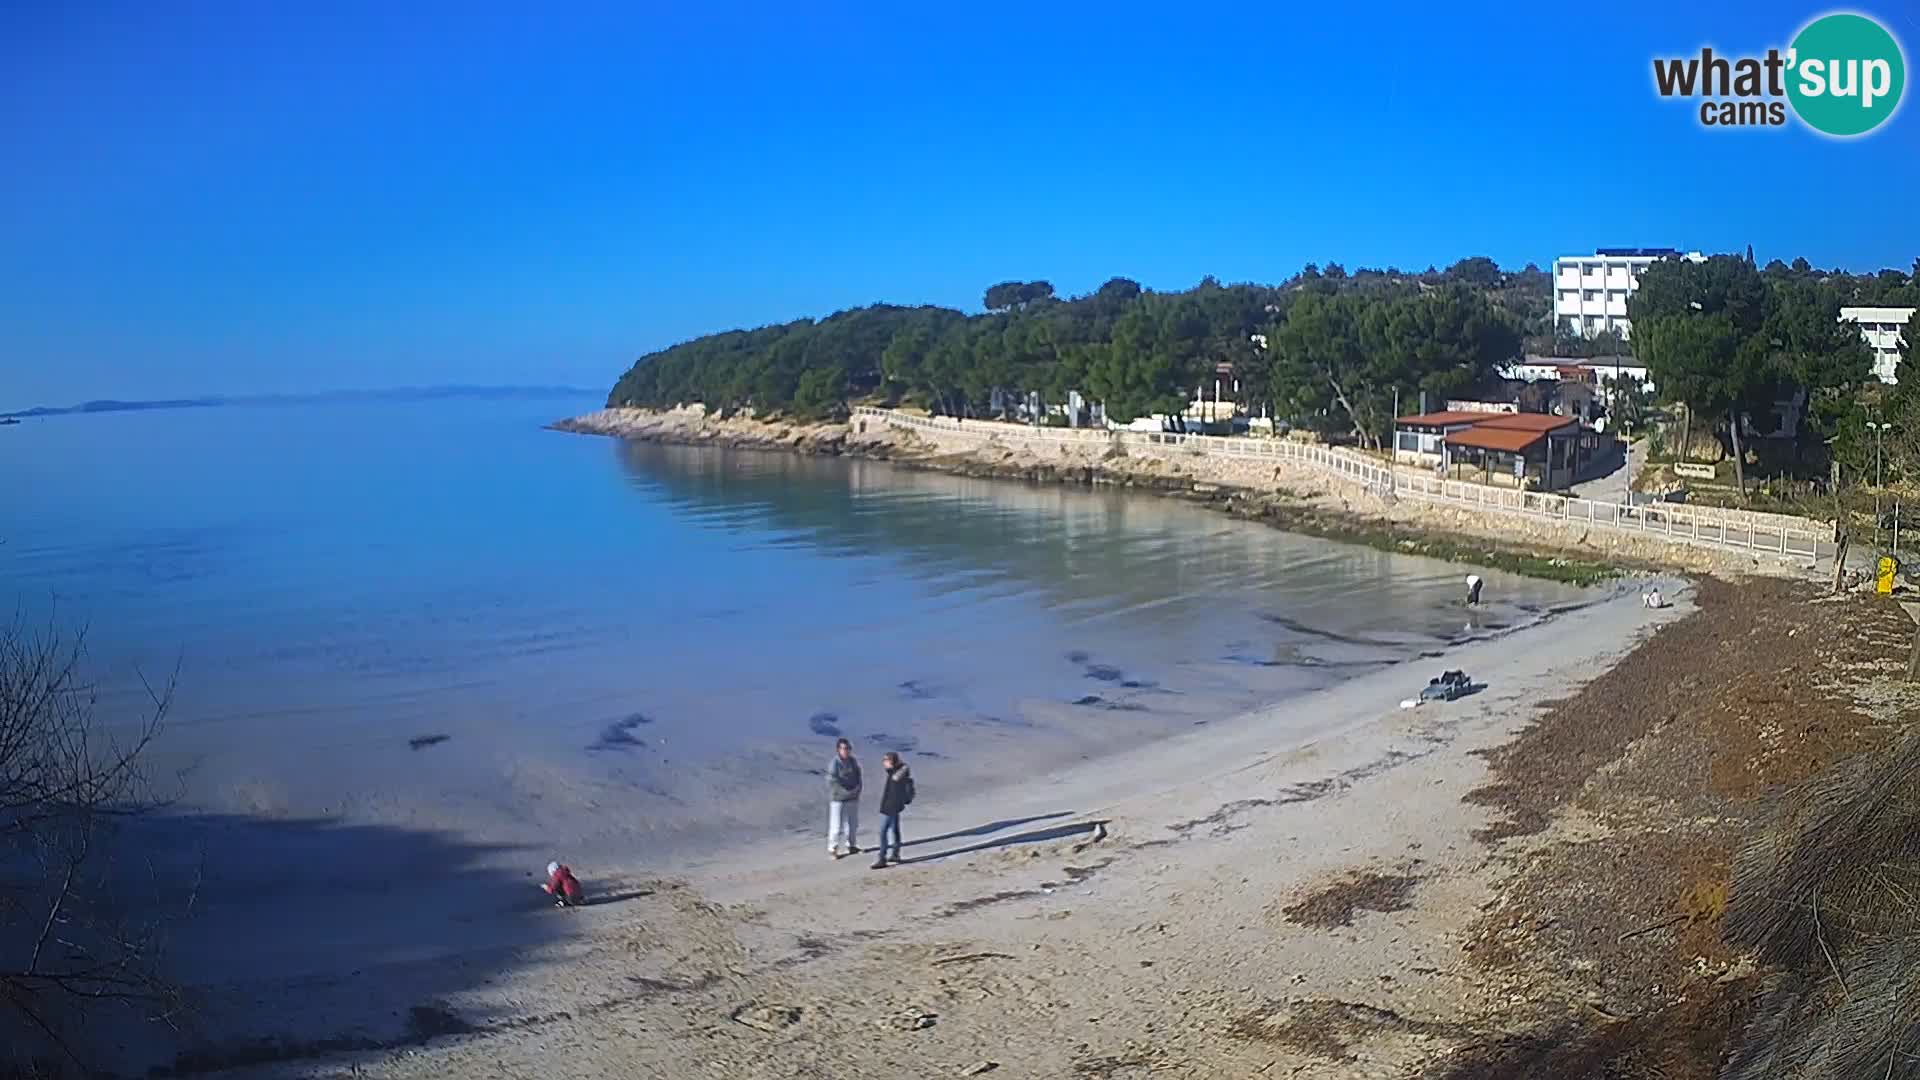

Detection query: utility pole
xmin=1390 ymin=386 xmax=1399 ymax=498
xmin=1622 ymin=420 xmax=1632 ymax=507
xmin=1881 ymin=421 xmax=1899 ymax=558
xmin=1867 ymin=417 xmax=1888 ymax=549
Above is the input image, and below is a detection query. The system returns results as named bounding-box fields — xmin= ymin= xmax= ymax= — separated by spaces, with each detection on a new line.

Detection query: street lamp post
xmin=1620 ymin=420 xmax=1632 ymax=508
xmin=1866 ymin=418 xmax=1891 ymax=551
xmin=1390 ymin=386 xmax=1399 ymax=499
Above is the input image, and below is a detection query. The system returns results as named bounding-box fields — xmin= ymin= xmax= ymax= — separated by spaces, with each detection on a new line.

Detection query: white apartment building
xmin=1839 ymin=305 xmax=1916 ymax=384
xmin=1502 ymin=355 xmax=1655 ymax=394
xmin=1552 ymin=248 xmax=1706 ymax=339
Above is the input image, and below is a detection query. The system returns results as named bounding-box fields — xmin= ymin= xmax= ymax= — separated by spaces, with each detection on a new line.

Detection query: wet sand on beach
xmin=132 ymin=579 xmax=1691 ymax=1079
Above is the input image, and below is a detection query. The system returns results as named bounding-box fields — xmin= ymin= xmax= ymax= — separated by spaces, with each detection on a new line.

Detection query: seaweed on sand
xmin=1720 ymin=728 xmax=1920 ymax=1080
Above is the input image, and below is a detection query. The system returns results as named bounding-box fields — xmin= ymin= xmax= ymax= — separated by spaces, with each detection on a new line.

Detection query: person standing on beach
xmin=1465 ymin=574 xmax=1484 ymax=607
xmin=827 ymin=738 xmax=862 ymax=859
xmin=872 ymin=752 xmax=914 ymax=870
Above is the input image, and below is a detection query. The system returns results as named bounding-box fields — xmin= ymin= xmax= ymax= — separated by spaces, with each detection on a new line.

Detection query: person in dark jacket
xmin=827 ymin=738 xmax=862 ymax=859
xmin=872 ymin=752 xmax=913 ymax=869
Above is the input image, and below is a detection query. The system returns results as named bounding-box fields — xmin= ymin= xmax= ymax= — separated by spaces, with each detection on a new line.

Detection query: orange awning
xmin=1472 ymin=413 xmax=1580 ymax=433
xmin=1445 ymin=427 xmax=1546 ymax=453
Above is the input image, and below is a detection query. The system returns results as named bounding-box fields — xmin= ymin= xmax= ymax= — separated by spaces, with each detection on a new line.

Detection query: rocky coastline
xmin=552 ymin=406 xmax=1747 ymax=584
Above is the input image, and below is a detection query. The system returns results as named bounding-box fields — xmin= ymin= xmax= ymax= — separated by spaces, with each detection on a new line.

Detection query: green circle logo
xmin=1787 ymin=12 xmax=1906 ymax=136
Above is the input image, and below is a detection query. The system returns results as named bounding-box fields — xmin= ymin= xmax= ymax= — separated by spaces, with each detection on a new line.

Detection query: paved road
xmin=1565 ymin=438 xmax=1648 ymax=502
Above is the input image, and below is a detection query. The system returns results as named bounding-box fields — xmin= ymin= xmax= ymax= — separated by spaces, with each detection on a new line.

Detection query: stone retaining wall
xmin=562 ymin=407 xmax=1821 ymax=578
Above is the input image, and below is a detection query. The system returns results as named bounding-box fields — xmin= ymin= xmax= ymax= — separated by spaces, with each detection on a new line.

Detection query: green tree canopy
xmin=1632 ymin=256 xmax=1776 ymax=494
xmin=1444 ymin=256 xmax=1503 ymax=288
xmin=1632 ymin=254 xmax=1885 ymax=498
xmin=1265 ymin=285 xmax=1515 ymax=447
xmin=603 ymin=256 xmax=1915 ymax=452
xmin=1764 ymin=278 xmax=1873 ymax=447
xmin=983 ymin=281 xmax=1056 ymax=311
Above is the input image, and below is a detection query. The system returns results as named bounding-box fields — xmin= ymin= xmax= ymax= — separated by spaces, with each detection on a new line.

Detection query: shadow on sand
xmin=590 ymin=887 xmax=657 ymax=906
xmin=73 ymin=813 xmax=571 ymax=1079
xmin=901 ymin=818 xmax=1103 ymax=866
xmin=901 ymin=811 xmax=1074 ymax=850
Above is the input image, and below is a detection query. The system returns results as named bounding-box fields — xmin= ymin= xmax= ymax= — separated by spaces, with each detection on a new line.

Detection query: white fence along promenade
xmin=851 ymin=407 xmax=1829 ymax=564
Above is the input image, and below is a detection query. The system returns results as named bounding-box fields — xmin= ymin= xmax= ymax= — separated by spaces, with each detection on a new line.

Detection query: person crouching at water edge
xmin=872 ymin=752 xmax=915 ymax=870
xmin=828 ymin=737 xmax=863 ymax=860
xmin=1465 ymin=574 xmax=1484 ymax=607
xmin=543 ymin=861 xmax=585 ymax=907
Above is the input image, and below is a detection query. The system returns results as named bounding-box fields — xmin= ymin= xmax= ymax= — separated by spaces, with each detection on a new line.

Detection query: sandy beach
xmin=55 ymin=410 xmax=1905 ymax=1080
xmin=16 ymin=12 xmax=1911 ymax=1075
xmin=128 ymin=574 xmax=1698 ymax=1079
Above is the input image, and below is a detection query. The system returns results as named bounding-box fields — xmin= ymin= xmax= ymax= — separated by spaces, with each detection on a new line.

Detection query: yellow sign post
xmin=1878 ymin=556 xmax=1898 ymax=595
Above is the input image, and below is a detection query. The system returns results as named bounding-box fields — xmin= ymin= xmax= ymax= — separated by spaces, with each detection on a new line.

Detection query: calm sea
xmin=0 ymin=397 xmax=1585 ymax=859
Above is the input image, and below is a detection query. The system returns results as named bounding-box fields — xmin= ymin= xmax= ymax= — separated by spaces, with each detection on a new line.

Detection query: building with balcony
xmin=1551 ymin=248 xmax=1706 ymax=339
xmin=1839 ymin=305 xmax=1916 ymax=384
xmin=1502 ymin=355 xmax=1655 ymax=395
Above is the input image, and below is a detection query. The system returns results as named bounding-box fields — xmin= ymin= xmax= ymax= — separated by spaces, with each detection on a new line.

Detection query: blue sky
xmin=4 ymin=1 xmax=1917 ymax=406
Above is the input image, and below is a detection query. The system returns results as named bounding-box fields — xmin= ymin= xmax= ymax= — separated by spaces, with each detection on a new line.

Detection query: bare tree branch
xmin=0 ymin=613 xmax=184 ymax=1074
xmin=28 ymin=858 xmax=77 ymax=977
xmin=3 ymin=986 xmax=87 ymax=1073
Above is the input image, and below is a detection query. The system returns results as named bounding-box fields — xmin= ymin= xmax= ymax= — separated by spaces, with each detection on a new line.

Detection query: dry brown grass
xmin=1419 ymin=980 xmax=1756 ymax=1080
xmin=1440 ymin=579 xmax=1914 ymax=1078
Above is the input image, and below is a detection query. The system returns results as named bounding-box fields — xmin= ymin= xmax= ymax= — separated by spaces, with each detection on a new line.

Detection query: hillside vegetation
xmin=607 ymin=258 xmax=1920 ymax=468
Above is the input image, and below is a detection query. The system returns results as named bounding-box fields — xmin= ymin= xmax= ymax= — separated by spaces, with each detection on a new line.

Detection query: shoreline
xmin=127 ymin=568 xmax=1674 ymax=1068
xmin=160 ymin=576 xmax=1688 ymax=1079
xmin=111 ymin=417 xmax=1912 ymax=1079
xmin=74 ymin=413 xmax=1628 ymax=1076
xmin=550 ymin=406 xmax=1799 ymax=585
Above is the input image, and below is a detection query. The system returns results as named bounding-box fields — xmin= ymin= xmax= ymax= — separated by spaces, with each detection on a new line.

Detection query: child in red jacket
xmin=543 ymin=861 xmax=585 ymax=907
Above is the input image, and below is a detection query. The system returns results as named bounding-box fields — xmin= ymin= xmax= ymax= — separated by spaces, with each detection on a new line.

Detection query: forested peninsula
xmin=607 ymin=258 xmax=1920 ymax=453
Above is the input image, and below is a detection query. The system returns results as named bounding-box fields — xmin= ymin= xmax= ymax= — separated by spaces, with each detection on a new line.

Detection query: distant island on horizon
xmin=1 ymin=384 xmax=599 ymax=420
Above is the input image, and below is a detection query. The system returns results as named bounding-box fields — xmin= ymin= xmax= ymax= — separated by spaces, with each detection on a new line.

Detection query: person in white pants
xmin=826 ymin=737 xmax=863 ymax=859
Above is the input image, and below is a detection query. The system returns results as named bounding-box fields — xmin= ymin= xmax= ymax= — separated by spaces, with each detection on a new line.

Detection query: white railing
xmin=851 ymin=408 xmax=1828 ymax=563
xmin=852 ymin=408 xmax=1111 ymax=445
